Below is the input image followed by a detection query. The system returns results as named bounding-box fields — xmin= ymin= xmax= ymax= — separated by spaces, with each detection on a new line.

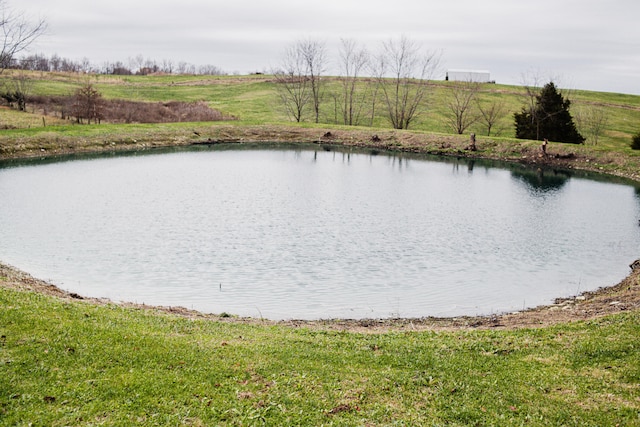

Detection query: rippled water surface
xmin=1 ymin=146 xmax=639 ymax=319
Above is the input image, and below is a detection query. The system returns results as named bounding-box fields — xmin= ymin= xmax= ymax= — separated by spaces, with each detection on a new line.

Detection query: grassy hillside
xmin=3 ymin=70 xmax=639 ymax=149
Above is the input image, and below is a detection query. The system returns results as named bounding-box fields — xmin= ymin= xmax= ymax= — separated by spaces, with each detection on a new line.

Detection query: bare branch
xmin=443 ymin=80 xmax=481 ymax=134
xmin=373 ymin=36 xmax=440 ymax=129
xmin=272 ymin=43 xmax=312 ymax=123
xmin=298 ymin=38 xmax=326 ymax=123
xmin=337 ymin=38 xmax=370 ymax=126
xmin=574 ymin=105 xmax=609 ymax=145
xmin=476 ymin=98 xmax=507 ymax=136
xmin=0 ymin=0 xmax=47 ymax=72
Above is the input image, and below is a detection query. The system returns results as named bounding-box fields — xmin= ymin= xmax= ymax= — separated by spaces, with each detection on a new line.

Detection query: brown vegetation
xmin=26 ymin=95 xmax=233 ymax=124
xmin=99 ymin=99 xmax=232 ymax=124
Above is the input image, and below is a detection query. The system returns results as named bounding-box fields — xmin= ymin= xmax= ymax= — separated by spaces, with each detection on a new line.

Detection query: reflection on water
xmin=511 ymin=168 xmax=570 ymax=195
xmin=0 ymin=145 xmax=639 ymax=320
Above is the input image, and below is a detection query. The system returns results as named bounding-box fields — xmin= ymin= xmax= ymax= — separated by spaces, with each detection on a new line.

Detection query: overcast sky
xmin=16 ymin=0 xmax=640 ymax=94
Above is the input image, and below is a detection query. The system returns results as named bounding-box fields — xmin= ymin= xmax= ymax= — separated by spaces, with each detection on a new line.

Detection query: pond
xmin=1 ymin=145 xmax=639 ymax=320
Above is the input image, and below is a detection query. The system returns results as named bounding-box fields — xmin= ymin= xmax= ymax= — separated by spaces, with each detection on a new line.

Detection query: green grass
xmin=1 ymin=287 xmax=639 ymax=426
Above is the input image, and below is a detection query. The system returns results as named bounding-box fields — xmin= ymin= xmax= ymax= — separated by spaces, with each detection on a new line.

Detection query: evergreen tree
xmin=632 ymin=132 xmax=640 ymax=150
xmin=514 ymin=82 xmax=585 ymax=144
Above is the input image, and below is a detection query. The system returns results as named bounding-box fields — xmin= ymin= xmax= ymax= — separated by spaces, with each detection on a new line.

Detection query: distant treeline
xmin=8 ymin=53 xmax=228 ymax=76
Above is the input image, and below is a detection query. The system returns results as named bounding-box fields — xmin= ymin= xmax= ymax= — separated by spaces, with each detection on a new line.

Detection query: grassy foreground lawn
xmin=1 ymin=284 xmax=639 ymax=426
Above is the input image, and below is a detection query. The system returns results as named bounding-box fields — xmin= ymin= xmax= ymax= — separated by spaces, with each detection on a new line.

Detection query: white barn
xmin=446 ymin=69 xmax=492 ymax=83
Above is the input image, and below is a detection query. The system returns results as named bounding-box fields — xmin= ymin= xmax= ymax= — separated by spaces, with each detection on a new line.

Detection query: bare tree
xmin=0 ymin=0 xmax=46 ymax=72
xmin=373 ymin=36 xmax=439 ymax=129
xmin=198 ymin=64 xmax=226 ymax=76
xmin=18 ymin=53 xmax=48 ymax=71
xmin=50 ymin=53 xmax=61 ymax=71
xmin=79 ymin=57 xmax=92 ymax=73
xmin=298 ymin=38 xmax=326 ymax=123
xmin=176 ymin=61 xmax=195 ymax=75
xmin=71 ymin=80 xmax=104 ymax=124
xmin=443 ymin=80 xmax=481 ymax=134
xmin=161 ymin=59 xmax=174 ymax=74
xmin=337 ymin=38 xmax=370 ymax=126
xmin=59 ymin=57 xmax=79 ymax=73
xmin=272 ymin=43 xmax=312 ymax=122
xmin=476 ymin=98 xmax=507 ymax=136
xmin=108 ymin=60 xmax=132 ymax=75
xmin=574 ymin=105 xmax=608 ymax=145
xmin=129 ymin=54 xmax=145 ymax=73
xmin=1 ymin=68 xmax=32 ymax=110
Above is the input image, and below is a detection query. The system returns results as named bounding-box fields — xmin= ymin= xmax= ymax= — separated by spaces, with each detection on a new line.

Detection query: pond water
xmin=1 ymin=145 xmax=639 ymax=320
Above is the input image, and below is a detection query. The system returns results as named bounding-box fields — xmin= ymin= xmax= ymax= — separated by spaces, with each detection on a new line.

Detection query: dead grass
xmin=25 ymin=95 xmax=234 ymax=124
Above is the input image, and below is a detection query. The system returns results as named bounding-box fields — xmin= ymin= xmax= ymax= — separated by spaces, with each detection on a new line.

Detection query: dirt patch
xmin=2 ymin=261 xmax=639 ymax=333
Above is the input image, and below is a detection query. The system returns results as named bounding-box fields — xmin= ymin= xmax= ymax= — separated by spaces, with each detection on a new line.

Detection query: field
xmin=3 ymin=70 xmax=640 ymax=142
xmin=1 ymin=71 xmax=640 ymax=426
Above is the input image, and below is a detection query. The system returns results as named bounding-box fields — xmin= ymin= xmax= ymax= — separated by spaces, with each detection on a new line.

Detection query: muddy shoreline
xmin=1 ymin=124 xmax=639 ymax=331
xmin=1 ymin=261 xmax=639 ymax=332
xmin=1 ymin=124 xmax=639 ymax=182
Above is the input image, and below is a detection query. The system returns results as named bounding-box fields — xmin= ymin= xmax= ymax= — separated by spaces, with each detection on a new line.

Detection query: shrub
xmin=1 ymin=91 xmax=26 ymax=110
xmin=26 ymin=96 xmax=233 ymax=124
xmin=631 ymin=132 xmax=640 ymax=150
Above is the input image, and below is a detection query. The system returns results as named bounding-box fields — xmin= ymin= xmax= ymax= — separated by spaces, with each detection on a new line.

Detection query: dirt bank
xmin=2 ymin=261 xmax=639 ymax=332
